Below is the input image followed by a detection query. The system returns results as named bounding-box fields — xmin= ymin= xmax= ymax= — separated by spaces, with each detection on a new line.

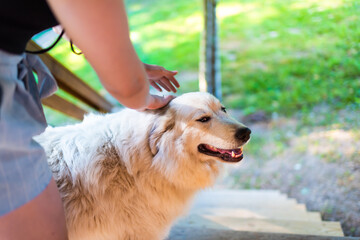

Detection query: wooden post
xmin=199 ymin=0 xmax=221 ymax=100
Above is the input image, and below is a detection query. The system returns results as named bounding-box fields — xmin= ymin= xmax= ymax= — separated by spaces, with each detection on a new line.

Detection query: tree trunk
xmin=199 ymin=0 xmax=221 ymax=100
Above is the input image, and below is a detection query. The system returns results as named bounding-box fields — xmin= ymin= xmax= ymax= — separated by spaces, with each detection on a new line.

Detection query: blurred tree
xmin=199 ymin=0 xmax=222 ymax=100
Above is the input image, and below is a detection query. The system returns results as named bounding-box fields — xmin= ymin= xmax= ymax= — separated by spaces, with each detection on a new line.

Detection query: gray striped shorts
xmin=0 ymin=49 xmax=58 ymax=215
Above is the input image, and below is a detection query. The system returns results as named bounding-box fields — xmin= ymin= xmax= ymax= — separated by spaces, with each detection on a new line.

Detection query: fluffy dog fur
xmin=36 ymin=92 xmax=250 ymax=240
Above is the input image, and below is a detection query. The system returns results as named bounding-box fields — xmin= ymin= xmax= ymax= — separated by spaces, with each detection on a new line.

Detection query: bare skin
xmin=0 ymin=178 xmax=68 ymax=240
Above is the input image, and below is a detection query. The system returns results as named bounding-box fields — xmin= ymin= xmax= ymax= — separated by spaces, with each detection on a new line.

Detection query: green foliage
xmin=125 ymin=0 xmax=202 ymax=71
xmin=39 ymin=0 xmax=360 ymax=125
xmin=127 ymin=0 xmax=360 ymax=116
xmin=219 ymin=0 xmax=360 ymax=115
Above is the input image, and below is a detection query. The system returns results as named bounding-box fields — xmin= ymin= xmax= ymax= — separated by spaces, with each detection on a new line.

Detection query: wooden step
xmin=168 ymin=227 xmax=359 ymax=240
xmin=192 ymin=195 xmax=307 ymax=210
xmin=190 ymin=207 xmax=321 ymax=222
xmin=173 ymin=214 xmax=343 ymax=237
xmin=192 ymin=189 xmax=301 ymax=208
xmin=170 ymin=189 xmax=345 ymax=237
xmin=189 ymin=189 xmax=321 ymax=221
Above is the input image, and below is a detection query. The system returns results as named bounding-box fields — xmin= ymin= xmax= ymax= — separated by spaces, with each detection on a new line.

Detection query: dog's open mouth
xmin=198 ymin=144 xmax=243 ymax=162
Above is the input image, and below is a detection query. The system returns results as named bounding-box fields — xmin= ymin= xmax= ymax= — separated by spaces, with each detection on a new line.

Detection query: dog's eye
xmin=196 ymin=116 xmax=211 ymax=123
xmin=221 ymin=106 xmax=227 ymax=113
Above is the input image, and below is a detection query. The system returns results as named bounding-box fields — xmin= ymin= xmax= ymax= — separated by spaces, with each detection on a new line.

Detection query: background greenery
xmin=127 ymin=0 xmax=360 ymax=116
xmin=40 ymin=0 xmax=360 ymax=125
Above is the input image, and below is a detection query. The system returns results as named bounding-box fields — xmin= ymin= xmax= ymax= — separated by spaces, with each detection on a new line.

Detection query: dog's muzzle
xmin=198 ymin=127 xmax=251 ymax=163
xmin=198 ymin=144 xmax=244 ymax=162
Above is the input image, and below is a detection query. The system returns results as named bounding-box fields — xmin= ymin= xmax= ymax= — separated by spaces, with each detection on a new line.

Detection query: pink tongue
xmin=205 ymin=144 xmax=242 ymax=156
xmin=219 ymin=149 xmax=230 ymax=154
xmin=219 ymin=148 xmax=241 ymax=155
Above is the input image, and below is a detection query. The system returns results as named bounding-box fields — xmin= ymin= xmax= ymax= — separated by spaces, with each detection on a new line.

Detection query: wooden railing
xmin=26 ymin=41 xmax=113 ymax=120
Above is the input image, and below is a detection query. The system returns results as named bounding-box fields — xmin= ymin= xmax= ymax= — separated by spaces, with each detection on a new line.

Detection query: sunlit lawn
xmin=40 ymin=0 xmax=360 ymax=125
xmin=219 ymin=0 xmax=360 ymax=115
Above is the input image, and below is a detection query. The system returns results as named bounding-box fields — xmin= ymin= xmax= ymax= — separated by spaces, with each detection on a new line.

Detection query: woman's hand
xmin=144 ymin=63 xmax=179 ymax=93
xmin=137 ymin=94 xmax=175 ymax=111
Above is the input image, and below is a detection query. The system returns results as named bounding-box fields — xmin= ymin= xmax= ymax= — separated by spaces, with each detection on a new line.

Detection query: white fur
xmin=36 ymin=92 xmax=248 ymax=240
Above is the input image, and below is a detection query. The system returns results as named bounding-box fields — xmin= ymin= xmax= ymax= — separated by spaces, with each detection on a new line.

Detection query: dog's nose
xmin=235 ymin=127 xmax=251 ymax=142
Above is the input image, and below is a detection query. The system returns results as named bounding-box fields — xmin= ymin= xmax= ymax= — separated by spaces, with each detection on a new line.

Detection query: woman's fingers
xmin=165 ymin=70 xmax=180 ymax=88
xmin=150 ymin=82 xmax=162 ymax=92
xmin=146 ymin=65 xmax=180 ymax=93
xmin=154 ymin=79 xmax=170 ymax=92
xmin=160 ymin=77 xmax=177 ymax=92
xmin=150 ymin=78 xmax=177 ymax=93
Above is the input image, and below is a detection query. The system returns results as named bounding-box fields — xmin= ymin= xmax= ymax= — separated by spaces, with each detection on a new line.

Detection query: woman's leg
xmin=0 ymin=178 xmax=68 ymax=240
xmin=0 ymin=50 xmax=67 ymax=240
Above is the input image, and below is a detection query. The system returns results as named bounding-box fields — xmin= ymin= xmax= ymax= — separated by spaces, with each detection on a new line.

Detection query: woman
xmin=0 ymin=0 xmax=179 ymax=239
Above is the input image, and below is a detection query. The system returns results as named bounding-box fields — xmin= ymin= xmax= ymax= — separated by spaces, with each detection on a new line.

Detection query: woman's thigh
xmin=0 ymin=178 xmax=68 ymax=240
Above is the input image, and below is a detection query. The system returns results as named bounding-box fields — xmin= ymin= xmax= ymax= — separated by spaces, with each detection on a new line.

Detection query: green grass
xmin=126 ymin=0 xmax=360 ymax=115
xmin=128 ymin=0 xmax=360 ymax=115
xmin=126 ymin=0 xmax=203 ymax=72
xmin=39 ymin=0 xmax=360 ymax=125
xmin=219 ymin=0 xmax=360 ymax=115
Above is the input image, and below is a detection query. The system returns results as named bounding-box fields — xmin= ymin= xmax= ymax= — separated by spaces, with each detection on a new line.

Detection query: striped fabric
xmin=0 ymin=49 xmax=57 ymax=215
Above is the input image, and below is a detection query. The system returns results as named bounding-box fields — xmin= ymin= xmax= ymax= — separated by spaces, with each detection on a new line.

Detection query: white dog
xmin=36 ymin=92 xmax=251 ymax=240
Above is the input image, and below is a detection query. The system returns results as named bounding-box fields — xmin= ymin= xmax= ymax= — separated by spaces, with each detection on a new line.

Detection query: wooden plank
xmin=42 ymin=94 xmax=87 ymax=120
xmin=27 ymin=40 xmax=113 ymax=113
xmin=173 ymin=215 xmax=344 ymax=237
xmin=168 ymin=227 xmax=358 ymax=240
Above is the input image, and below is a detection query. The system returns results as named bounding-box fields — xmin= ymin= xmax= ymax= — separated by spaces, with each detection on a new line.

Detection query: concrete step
xmin=190 ymin=189 xmax=321 ymax=221
xmin=173 ymin=214 xmax=343 ymax=237
xmin=170 ymin=189 xmax=345 ymax=237
xmin=168 ymin=227 xmax=359 ymax=240
xmin=192 ymin=189 xmax=302 ymax=208
xmin=190 ymin=207 xmax=321 ymax=222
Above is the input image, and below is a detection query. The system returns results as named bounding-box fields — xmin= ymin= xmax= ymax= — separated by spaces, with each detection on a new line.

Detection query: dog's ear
xmin=149 ymin=109 xmax=175 ymax=155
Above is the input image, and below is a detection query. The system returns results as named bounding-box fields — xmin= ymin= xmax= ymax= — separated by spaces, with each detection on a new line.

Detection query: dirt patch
xmin=219 ymin=108 xmax=360 ymax=237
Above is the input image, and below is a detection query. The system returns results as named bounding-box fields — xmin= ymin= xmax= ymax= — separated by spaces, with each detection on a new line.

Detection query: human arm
xmin=53 ymin=25 xmax=180 ymax=95
xmin=47 ymin=0 xmax=172 ymax=110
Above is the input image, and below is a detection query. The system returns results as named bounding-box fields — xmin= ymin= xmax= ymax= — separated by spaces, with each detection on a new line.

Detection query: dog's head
xmin=148 ymin=92 xmax=251 ymax=190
